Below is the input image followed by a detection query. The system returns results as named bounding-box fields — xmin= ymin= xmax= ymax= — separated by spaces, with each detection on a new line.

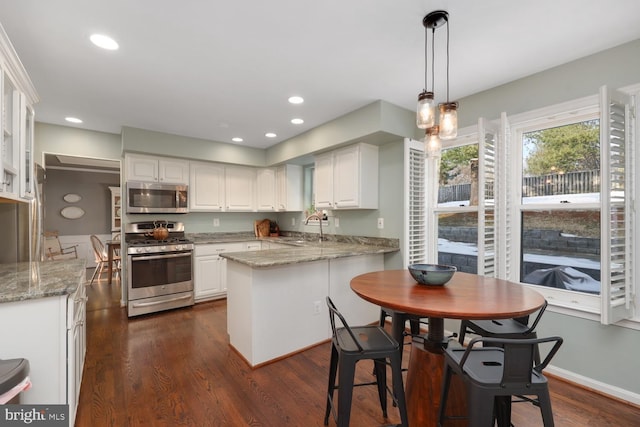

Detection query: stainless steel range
xmin=125 ymin=221 xmax=194 ymax=317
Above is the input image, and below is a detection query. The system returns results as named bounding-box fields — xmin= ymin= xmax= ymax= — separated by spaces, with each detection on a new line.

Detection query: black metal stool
xmin=438 ymin=336 xmax=563 ymax=427
xmin=324 ymin=297 xmax=408 ymax=427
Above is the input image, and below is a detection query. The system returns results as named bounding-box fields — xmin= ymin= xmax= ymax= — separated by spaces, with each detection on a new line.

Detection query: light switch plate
xmin=213 ymin=218 xmax=220 ymax=227
xmin=377 ymin=218 xmax=384 ymax=229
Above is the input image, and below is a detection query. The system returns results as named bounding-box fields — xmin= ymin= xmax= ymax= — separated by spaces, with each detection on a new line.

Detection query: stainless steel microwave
xmin=126 ymin=182 xmax=189 ymax=214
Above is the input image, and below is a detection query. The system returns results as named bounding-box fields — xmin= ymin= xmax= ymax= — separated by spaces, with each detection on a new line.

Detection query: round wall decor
xmin=61 ymin=206 xmax=85 ymax=219
xmin=63 ymin=193 xmax=82 ymax=203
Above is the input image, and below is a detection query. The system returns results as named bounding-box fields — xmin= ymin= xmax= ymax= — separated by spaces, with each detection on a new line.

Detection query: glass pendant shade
xmin=424 ymin=126 xmax=441 ymax=157
xmin=438 ymin=102 xmax=458 ymax=140
xmin=416 ymin=91 xmax=436 ymax=129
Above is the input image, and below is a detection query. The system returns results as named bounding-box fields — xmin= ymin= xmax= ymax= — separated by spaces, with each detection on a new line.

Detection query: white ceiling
xmin=1 ymin=0 xmax=640 ymax=149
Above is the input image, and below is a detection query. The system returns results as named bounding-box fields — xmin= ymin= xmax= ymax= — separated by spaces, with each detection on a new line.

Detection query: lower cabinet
xmin=194 ymin=242 xmax=245 ymax=301
xmin=0 ymin=278 xmax=86 ymax=427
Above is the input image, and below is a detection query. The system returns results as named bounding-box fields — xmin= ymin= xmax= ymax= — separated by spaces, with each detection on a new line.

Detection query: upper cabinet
xmin=225 ymin=165 xmax=255 ymax=211
xmin=126 ymin=153 xmax=189 ymax=184
xmin=256 ymin=168 xmax=277 ymax=211
xmin=189 ymin=161 xmax=225 ymax=211
xmin=189 ymin=161 xmax=303 ymax=213
xmin=314 ymin=143 xmax=378 ymax=209
xmin=275 ymin=164 xmax=303 ymax=211
xmin=0 ymin=25 xmax=39 ymax=202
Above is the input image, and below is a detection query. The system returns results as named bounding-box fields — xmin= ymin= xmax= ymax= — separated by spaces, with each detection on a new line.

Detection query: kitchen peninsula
xmin=220 ymin=236 xmax=399 ymax=367
xmin=0 ymin=259 xmax=86 ymax=425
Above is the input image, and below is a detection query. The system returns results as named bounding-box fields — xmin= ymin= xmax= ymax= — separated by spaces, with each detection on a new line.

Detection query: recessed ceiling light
xmin=291 ymin=118 xmax=304 ymax=125
xmin=288 ymin=96 xmax=304 ymax=104
xmin=232 ymin=137 xmax=243 ymax=142
xmin=65 ymin=117 xmax=83 ymax=124
xmin=90 ymin=34 xmax=119 ymax=50
xmin=265 ymin=132 xmax=277 ymax=138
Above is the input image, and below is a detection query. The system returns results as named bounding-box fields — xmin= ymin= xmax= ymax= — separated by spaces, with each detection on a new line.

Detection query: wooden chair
xmin=43 ymin=231 xmax=78 ymax=261
xmin=89 ymin=235 xmax=121 ymax=285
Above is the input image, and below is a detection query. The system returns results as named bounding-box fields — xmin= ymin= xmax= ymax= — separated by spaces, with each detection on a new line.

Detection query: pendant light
xmin=425 ymin=126 xmax=441 ymax=158
xmin=416 ymin=10 xmax=458 ymax=141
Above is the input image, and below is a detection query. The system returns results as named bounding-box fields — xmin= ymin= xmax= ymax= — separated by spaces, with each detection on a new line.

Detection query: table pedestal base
xmin=406 ymin=343 xmax=468 ymax=427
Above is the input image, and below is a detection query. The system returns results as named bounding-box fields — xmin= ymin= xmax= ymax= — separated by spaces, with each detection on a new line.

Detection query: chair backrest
xmin=514 ymin=300 xmax=548 ymax=331
xmin=462 ymin=336 xmax=563 ymax=388
xmin=90 ymin=235 xmax=107 ymax=262
xmin=326 ymin=296 xmax=364 ymax=352
xmin=43 ymin=232 xmax=63 ymax=256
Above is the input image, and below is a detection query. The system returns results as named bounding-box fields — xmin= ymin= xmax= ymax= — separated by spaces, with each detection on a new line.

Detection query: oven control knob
xmin=176 ymin=245 xmax=183 ymax=251
xmin=160 ymin=245 xmax=167 ymax=251
xmin=136 ymin=248 xmax=144 ymax=254
xmin=145 ymin=247 xmax=153 ymax=253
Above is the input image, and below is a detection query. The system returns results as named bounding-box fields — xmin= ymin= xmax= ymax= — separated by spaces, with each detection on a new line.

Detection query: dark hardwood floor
xmin=77 ymin=274 xmax=640 ymax=426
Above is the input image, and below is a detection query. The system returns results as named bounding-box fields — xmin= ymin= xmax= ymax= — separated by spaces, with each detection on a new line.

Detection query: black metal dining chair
xmin=458 ymin=300 xmax=548 ymax=364
xmin=325 ymin=297 xmax=408 ymax=427
xmin=438 ymin=335 xmax=563 ymax=427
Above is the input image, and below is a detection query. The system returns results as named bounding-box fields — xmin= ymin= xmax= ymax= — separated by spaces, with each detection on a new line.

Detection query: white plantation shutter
xmin=477 ymin=118 xmax=498 ymax=277
xmin=405 ymin=138 xmax=426 ymax=265
xmin=599 ymin=86 xmax=634 ymax=324
xmin=496 ymin=112 xmax=513 ymax=280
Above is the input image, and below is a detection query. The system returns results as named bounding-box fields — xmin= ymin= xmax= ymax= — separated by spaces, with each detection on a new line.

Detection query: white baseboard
xmin=448 ymin=327 xmax=640 ymax=407
xmin=544 ymin=365 xmax=640 ymax=406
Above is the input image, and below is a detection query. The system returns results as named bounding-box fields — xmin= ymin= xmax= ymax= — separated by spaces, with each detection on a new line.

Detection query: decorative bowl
xmin=408 ymin=264 xmax=457 ymax=286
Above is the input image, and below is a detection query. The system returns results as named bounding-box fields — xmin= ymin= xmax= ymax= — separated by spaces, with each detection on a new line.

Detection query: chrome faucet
xmin=304 ymin=213 xmax=325 ymax=242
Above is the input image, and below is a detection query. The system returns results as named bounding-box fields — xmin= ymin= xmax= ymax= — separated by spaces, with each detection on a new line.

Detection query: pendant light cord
xmin=431 ymin=28 xmax=435 ymax=94
xmin=445 ymin=20 xmax=450 ymax=103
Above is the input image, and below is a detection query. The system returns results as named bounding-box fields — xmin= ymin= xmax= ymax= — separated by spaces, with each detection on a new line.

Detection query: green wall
xmin=35 ymin=122 xmax=121 ymax=165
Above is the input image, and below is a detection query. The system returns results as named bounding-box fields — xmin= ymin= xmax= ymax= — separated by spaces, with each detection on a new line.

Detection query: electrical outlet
xmin=377 ymin=217 xmax=384 ymax=229
xmin=291 ymin=217 xmax=296 ymax=226
xmin=213 ymin=218 xmax=220 ymax=227
xmin=313 ymin=300 xmax=322 ymax=315
xmin=335 ymin=218 xmax=340 ymax=228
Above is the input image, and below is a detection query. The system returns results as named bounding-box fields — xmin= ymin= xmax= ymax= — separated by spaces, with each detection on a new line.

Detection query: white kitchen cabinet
xmin=261 ymin=241 xmax=290 ymax=250
xmin=0 ymin=29 xmax=38 ymax=202
xmin=126 ymin=153 xmax=189 ymax=184
xmin=194 ymin=242 xmax=244 ymax=301
xmin=189 ymin=161 xmax=225 ymax=211
xmin=226 ymin=254 xmax=381 ymax=367
xmin=256 ymin=168 xmax=276 ymax=211
xmin=0 ymin=275 xmax=86 ymax=427
xmin=276 ymin=164 xmax=303 ymax=211
xmin=225 ymin=165 xmax=255 ymax=211
xmin=244 ymin=241 xmax=262 ymax=251
xmin=313 ymin=152 xmax=334 ymax=209
xmin=314 ymin=143 xmax=378 ymax=210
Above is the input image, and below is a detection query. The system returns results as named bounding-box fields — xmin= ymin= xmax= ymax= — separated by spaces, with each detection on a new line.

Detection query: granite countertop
xmin=220 ymin=242 xmax=398 ymax=268
xmin=192 ymin=231 xmax=400 ymax=268
xmin=0 ymin=259 xmax=87 ymax=303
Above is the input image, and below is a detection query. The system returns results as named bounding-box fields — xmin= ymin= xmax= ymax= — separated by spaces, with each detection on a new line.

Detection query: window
xmin=433 ymin=135 xmax=480 ymax=273
xmin=421 ymin=87 xmax=636 ymax=325
xmin=517 ymin=117 xmax=601 ymax=295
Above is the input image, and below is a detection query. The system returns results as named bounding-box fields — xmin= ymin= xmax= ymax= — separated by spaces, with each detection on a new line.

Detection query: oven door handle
xmin=131 ymin=294 xmax=192 ymax=308
xmin=130 ymin=252 xmax=192 ymax=262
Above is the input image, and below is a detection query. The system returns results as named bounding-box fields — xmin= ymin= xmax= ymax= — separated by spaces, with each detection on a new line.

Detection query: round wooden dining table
xmin=350 ymin=270 xmax=546 ymax=427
